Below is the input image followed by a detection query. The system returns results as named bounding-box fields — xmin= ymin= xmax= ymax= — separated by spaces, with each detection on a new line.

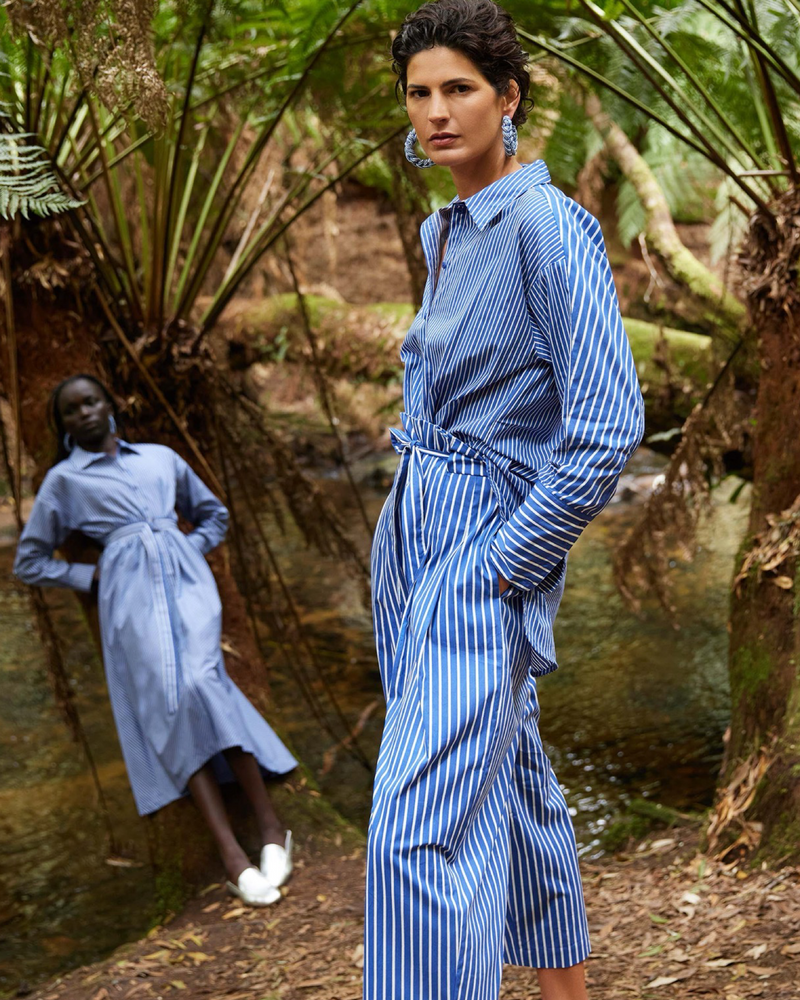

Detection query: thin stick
xmin=284 ymin=240 xmax=372 ymax=537
xmin=220 ymin=420 xmax=372 ymax=771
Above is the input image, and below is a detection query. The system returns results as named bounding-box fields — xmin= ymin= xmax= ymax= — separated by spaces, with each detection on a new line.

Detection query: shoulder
xmin=514 ymin=185 xmax=565 ymax=276
xmin=536 ymin=185 xmax=607 ymax=257
xmin=129 ymin=442 xmax=180 ymax=464
xmin=35 ymin=463 xmax=72 ymax=502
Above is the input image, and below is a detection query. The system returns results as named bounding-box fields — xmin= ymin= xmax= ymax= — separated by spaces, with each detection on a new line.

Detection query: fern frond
xmin=0 ymin=131 xmax=84 ymax=220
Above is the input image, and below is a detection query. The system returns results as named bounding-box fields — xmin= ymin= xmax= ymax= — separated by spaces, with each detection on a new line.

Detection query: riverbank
xmin=21 ymin=825 xmax=799 ymax=1000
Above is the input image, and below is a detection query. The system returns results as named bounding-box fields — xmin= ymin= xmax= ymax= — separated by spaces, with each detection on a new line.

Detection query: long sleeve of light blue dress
xmin=13 ymin=478 xmax=96 ymax=592
xmin=173 ymin=453 xmax=229 ymax=555
xmin=489 ymin=206 xmax=645 ymax=592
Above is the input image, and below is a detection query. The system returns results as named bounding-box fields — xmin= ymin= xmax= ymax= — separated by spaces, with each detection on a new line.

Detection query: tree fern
xmin=0 ymin=131 xmax=84 ymax=220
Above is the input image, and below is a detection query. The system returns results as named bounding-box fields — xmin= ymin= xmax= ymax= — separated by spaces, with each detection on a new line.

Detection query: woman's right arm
xmin=13 ymin=481 xmax=96 ymax=592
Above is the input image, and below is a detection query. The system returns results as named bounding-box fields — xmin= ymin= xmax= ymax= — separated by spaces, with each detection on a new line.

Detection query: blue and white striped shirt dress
xmin=14 ymin=442 xmax=297 ymax=816
xmin=365 ymin=161 xmax=645 ymax=998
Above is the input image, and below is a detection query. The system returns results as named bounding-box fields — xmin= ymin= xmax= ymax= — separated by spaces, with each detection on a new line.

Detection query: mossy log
xmin=584 ymin=93 xmax=746 ymax=345
xmin=217 ymin=294 xmax=712 ymax=439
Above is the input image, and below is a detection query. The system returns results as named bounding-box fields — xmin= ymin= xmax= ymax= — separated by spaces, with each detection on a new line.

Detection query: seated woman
xmin=14 ymin=373 xmax=297 ymax=906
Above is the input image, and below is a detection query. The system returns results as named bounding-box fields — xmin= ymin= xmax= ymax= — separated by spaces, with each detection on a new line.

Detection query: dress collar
xmin=68 ymin=439 xmax=140 ymax=469
xmin=443 ymin=160 xmax=551 ymax=232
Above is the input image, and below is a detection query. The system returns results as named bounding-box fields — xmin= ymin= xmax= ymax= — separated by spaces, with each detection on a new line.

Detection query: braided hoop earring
xmin=108 ymin=414 xmax=117 ymax=435
xmin=63 ymin=433 xmax=74 ymax=454
xmin=404 ymin=129 xmax=434 ymax=169
xmin=502 ymin=115 xmax=518 ymax=157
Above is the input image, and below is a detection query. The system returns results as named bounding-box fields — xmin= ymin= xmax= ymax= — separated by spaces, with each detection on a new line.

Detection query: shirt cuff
xmin=488 ymin=478 xmax=589 ymax=592
xmin=66 ymin=562 xmax=96 ymax=593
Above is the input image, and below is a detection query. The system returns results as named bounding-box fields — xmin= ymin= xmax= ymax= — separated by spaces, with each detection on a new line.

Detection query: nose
xmin=427 ymin=90 xmax=449 ymax=124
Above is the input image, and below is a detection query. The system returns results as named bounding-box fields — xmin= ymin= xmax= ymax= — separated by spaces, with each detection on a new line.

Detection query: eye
xmin=408 ymin=89 xmax=427 ymax=100
xmin=453 ymin=84 xmax=471 ymax=93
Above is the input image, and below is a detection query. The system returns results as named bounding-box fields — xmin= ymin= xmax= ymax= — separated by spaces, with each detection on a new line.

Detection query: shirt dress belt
xmin=389 ymin=419 xmax=492 ymax=584
xmin=104 ymin=517 xmax=182 ymax=715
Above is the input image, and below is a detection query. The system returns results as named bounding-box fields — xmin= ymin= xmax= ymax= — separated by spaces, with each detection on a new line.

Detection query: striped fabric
xmin=14 ymin=442 xmax=296 ymax=815
xmin=365 ymin=162 xmax=643 ymax=996
xmin=402 ymin=159 xmax=645 ymax=675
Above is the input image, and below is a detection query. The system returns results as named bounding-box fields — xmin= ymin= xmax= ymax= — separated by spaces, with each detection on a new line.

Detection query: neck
xmin=77 ymin=432 xmax=118 ymax=456
xmin=449 ymin=149 xmax=521 ymax=201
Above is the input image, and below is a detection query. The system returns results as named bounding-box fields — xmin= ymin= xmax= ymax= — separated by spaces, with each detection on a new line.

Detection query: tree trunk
xmin=719 ymin=190 xmax=800 ymax=863
xmin=0 ymin=226 xmax=299 ymax=899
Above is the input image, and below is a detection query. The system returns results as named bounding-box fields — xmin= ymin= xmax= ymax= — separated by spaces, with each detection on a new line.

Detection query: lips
xmin=430 ymin=133 xmax=459 ymax=146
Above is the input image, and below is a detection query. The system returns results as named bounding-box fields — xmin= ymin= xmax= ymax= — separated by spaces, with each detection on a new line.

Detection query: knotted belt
xmin=104 ymin=517 xmax=182 ymax=715
xmin=389 ymin=413 xmax=504 ymax=584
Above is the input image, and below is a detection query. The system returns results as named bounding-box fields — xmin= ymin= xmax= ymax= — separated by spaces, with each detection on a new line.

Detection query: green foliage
xmin=0 ymin=130 xmax=84 ymax=219
xmin=520 ymin=0 xmax=800 ymax=244
xmin=0 ymin=0 xmax=409 ymax=334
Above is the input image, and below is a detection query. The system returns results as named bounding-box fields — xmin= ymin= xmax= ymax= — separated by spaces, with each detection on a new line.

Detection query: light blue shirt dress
xmin=14 ymin=441 xmax=296 ymax=815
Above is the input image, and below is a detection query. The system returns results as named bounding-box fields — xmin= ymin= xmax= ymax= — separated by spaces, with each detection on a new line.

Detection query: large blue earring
xmin=108 ymin=414 xmax=117 ymax=435
xmin=404 ymin=128 xmax=434 ymax=168
xmin=63 ymin=433 xmax=74 ymax=453
xmin=502 ymin=115 xmax=518 ymax=157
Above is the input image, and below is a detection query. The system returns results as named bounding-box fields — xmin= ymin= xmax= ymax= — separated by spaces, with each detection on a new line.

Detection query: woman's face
xmin=59 ymin=378 xmax=113 ymax=448
xmin=405 ymin=46 xmax=519 ymax=169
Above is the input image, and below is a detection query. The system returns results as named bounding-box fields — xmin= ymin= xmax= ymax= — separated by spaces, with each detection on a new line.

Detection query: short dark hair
xmin=49 ymin=373 xmax=122 ymax=465
xmin=391 ymin=0 xmax=533 ymax=127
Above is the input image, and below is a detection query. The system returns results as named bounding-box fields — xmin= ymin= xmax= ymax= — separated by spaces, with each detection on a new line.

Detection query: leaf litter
xmin=23 ymin=827 xmax=800 ymax=999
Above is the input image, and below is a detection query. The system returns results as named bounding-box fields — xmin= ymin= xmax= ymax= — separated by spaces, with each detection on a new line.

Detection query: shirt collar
xmin=444 ymin=160 xmax=551 ymax=232
xmin=68 ymin=439 xmax=140 ymax=469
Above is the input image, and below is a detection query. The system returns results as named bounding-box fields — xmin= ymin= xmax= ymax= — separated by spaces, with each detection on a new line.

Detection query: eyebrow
xmin=407 ymin=77 xmax=475 ymax=89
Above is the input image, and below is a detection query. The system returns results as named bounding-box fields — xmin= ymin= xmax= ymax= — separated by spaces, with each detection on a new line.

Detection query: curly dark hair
xmin=391 ymin=0 xmax=533 ymax=127
xmin=49 ymin=373 xmax=123 ymax=466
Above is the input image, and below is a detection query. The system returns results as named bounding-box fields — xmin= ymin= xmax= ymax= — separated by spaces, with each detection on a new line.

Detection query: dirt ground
xmin=24 ymin=826 xmax=799 ymax=1000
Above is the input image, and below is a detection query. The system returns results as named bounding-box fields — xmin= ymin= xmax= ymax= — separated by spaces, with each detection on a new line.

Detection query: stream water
xmin=0 ymin=447 xmax=749 ymax=995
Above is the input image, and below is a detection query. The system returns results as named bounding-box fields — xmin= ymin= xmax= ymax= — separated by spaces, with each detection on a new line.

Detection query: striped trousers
xmin=365 ymin=420 xmax=590 ymax=1000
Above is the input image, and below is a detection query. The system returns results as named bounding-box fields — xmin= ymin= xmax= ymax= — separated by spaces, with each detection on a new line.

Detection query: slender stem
xmin=519 ymin=29 xmax=772 ymax=214
xmin=285 ymin=241 xmax=373 ymax=537
xmin=615 ymin=0 xmax=767 ymax=175
xmin=174 ymin=0 xmax=365 ymax=321
xmin=94 ymin=285 xmax=224 ymax=496
xmin=159 ymin=4 xmax=211 ymax=330
xmin=202 ymin=123 xmax=407 ymax=332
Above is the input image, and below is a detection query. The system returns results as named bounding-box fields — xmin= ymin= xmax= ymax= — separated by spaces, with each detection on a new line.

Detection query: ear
xmin=503 ymin=78 xmax=521 ymax=119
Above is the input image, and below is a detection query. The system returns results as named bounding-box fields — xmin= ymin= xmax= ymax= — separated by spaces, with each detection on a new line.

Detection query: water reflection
xmin=0 ymin=547 xmax=155 ymax=996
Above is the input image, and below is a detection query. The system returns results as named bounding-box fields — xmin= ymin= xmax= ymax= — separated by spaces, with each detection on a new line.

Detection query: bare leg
xmin=223 ymin=747 xmax=284 ymax=846
xmin=187 ymin=763 xmax=251 ymax=883
xmin=537 ymin=963 xmax=589 ymax=1000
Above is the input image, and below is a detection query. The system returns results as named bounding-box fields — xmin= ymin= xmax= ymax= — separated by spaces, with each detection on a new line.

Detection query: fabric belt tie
xmin=105 ymin=518 xmax=181 ymax=715
xmin=389 ymin=413 xmax=492 ymax=584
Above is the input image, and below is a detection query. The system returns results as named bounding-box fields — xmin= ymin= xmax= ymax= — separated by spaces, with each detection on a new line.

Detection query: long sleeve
xmin=13 ymin=483 xmax=96 ymax=593
xmin=489 ymin=210 xmax=645 ymax=592
xmin=174 ymin=453 xmax=229 ymax=555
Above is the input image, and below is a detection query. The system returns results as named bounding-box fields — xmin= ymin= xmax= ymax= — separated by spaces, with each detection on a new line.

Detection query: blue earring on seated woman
xmin=404 ymin=129 xmax=434 ymax=169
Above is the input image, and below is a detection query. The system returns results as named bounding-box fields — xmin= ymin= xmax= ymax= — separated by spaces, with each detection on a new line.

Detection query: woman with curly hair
xmin=366 ymin=1 xmax=644 ymax=997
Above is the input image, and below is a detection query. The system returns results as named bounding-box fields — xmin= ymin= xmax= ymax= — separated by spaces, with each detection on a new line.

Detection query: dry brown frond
xmin=732 ymin=493 xmax=800 ymax=596
xmin=706 ymin=737 xmax=776 ymax=859
xmin=613 ymin=367 xmax=751 ymax=614
xmin=6 ymin=0 xmax=169 ymax=131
